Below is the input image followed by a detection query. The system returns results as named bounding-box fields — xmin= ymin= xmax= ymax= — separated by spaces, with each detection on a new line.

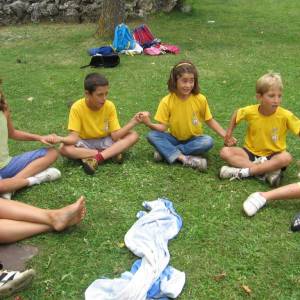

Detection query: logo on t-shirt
xmin=104 ymin=120 xmax=109 ymax=132
xmin=192 ymin=113 xmax=199 ymax=126
xmin=271 ymin=128 xmax=278 ymax=142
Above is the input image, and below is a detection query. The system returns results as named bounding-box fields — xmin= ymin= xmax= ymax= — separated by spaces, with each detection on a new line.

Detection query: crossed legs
xmin=0 ymin=196 xmax=86 ymax=244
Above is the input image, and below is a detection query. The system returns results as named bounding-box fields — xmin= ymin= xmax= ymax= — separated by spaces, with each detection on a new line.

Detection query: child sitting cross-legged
xmin=56 ymin=73 xmax=143 ymax=175
xmin=139 ymin=60 xmax=230 ymax=171
xmin=220 ymin=72 xmax=300 ymax=187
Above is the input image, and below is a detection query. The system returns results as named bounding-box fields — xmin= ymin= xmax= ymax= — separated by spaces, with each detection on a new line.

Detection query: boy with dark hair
xmin=57 ymin=73 xmax=141 ymax=174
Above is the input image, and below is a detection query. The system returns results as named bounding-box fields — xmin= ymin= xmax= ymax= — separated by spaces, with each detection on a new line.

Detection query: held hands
xmin=224 ymin=134 xmax=237 ymax=147
xmin=136 ymin=111 xmax=151 ymax=125
xmin=39 ymin=134 xmax=62 ymax=145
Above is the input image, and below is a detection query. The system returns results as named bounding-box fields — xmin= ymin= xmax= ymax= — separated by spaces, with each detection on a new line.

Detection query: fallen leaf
xmin=241 ymin=284 xmax=252 ymax=294
xmin=118 ymin=242 xmax=125 ymax=248
xmin=27 ymin=97 xmax=34 ymax=101
xmin=213 ymin=272 xmax=226 ymax=281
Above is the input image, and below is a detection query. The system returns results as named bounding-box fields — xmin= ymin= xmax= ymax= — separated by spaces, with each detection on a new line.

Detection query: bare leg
xmin=0 ymin=196 xmax=86 ymax=243
xmin=0 ymin=178 xmax=29 ymax=193
xmin=260 ymin=183 xmax=300 ymax=202
xmin=14 ymin=148 xmax=59 ymax=178
xmin=60 ymin=144 xmax=98 ymax=159
xmin=220 ymin=147 xmax=253 ymax=168
xmin=0 ymin=220 xmax=51 ymax=243
xmin=101 ymin=131 xmax=139 ymax=160
xmin=60 ymin=132 xmax=139 ymax=160
xmin=220 ymin=147 xmax=292 ymax=175
xmin=0 ymin=148 xmax=59 ymax=193
xmin=249 ymin=152 xmax=292 ymax=175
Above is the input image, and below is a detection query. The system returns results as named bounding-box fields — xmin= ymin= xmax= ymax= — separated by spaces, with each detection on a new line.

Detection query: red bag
xmin=133 ymin=24 xmax=155 ymax=47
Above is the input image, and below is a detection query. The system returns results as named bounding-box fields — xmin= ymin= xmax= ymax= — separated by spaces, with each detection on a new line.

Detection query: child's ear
xmin=256 ymin=93 xmax=262 ymax=102
xmin=84 ymin=90 xmax=90 ymax=98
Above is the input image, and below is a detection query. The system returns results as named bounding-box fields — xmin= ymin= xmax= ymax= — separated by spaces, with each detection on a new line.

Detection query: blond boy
xmin=219 ymin=72 xmax=300 ymax=186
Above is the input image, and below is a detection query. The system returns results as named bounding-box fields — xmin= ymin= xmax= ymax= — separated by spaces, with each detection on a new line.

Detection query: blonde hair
xmin=256 ymin=72 xmax=283 ymax=95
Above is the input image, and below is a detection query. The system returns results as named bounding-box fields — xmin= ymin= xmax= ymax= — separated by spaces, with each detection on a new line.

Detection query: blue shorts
xmin=0 ymin=148 xmax=48 ymax=179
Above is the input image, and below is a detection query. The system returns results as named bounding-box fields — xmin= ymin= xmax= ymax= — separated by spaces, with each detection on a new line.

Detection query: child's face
xmin=176 ymin=72 xmax=194 ymax=99
xmin=85 ymin=85 xmax=109 ymax=110
xmin=257 ymin=86 xmax=282 ymax=111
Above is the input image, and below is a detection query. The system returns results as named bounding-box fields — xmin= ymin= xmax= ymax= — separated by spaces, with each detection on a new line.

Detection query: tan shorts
xmin=75 ymin=136 xmax=114 ymax=150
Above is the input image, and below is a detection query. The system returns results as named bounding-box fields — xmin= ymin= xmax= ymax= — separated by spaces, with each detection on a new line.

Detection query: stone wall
xmin=0 ymin=0 xmax=181 ymax=25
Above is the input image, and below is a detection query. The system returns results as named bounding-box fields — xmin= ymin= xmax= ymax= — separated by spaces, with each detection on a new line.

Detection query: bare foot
xmin=50 ymin=196 xmax=86 ymax=231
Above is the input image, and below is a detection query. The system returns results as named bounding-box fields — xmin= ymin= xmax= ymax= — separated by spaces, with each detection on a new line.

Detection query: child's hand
xmin=138 ymin=111 xmax=151 ymax=125
xmin=224 ymin=135 xmax=237 ymax=147
xmin=40 ymin=134 xmax=61 ymax=145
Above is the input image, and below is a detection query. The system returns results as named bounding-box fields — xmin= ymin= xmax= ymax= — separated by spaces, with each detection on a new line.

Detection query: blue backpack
xmin=112 ymin=23 xmax=136 ymax=52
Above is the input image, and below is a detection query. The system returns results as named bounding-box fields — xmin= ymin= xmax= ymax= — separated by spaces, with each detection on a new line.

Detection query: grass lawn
xmin=1 ymin=0 xmax=300 ymax=298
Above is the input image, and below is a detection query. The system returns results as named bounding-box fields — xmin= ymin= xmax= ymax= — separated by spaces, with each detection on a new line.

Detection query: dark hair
xmin=167 ymin=60 xmax=200 ymax=94
xmin=84 ymin=73 xmax=109 ymax=93
xmin=0 ymin=79 xmax=7 ymax=112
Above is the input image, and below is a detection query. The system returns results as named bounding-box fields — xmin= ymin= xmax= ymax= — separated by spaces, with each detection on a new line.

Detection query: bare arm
xmin=224 ymin=111 xmax=238 ymax=146
xmin=7 ymin=112 xmax=53 ymax=145
xmin=110 ymin=114 xmax=140 ymax=141
xmin=58 ymin=131 xmax=80 ymax=145
xmin=205 ymin=118 xmax=226 ymax=138
xmin=139 ymin=111 xmax=167 ymax=132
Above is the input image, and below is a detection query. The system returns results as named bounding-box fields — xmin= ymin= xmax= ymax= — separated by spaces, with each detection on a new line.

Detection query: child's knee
xmin=220 ymin=147 xmax=231 ymax=160
xmin=46 ymin=147 xmax=59 ymax=160
xmin=282 ymin=152 xmax=293 ymax=166
xmin=59 ymin=145 xmax=72 ymax=157
xmin=130 ymin=131 xmax=139 ymax=143
xmin=147 ymin=130 xmax=159 ymax=142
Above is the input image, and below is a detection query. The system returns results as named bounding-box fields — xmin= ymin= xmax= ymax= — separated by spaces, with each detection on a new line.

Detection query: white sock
xmin=240 ymin=168 xmax=250 ymax=178
xmin=27 ymin=177 xmax=40 ymax=186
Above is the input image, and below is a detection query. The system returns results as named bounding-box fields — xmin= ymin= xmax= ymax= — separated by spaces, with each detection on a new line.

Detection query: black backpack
xmin=80 ymin=54 xmax=120 ymax=69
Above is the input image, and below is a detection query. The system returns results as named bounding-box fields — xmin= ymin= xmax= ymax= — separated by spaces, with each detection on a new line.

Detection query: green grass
xmin=1 ymin=0 xmax=300 ymax=298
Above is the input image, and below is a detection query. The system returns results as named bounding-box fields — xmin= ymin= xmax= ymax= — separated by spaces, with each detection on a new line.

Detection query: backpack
xmin=80 ymin=54 xmax=120 ymax=69
xmin=133 ymin=24 xmax=156 ymax=47
xmin=87 ymin=46 xmax=114 ymax=56
xmin=112 ymin=24 xmax=136 ymax=52
xmin=156 ymin=44 xmax=180 ymax=55
xmin=143 ymin=47 xmax=161 ymax=56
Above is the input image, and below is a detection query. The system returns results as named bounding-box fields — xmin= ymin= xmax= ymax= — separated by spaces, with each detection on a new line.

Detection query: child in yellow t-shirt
xmin=220 ymin=72 xmax=300 ymax=186
xmin=56 ymin=73 xmax=142 ymax=175
xmin=139 ymin=60 xmax=229 ymax=171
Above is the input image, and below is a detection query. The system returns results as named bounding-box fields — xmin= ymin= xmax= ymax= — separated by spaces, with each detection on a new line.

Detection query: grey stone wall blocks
xmin=0 ymin=0 xmax=181 ymax=25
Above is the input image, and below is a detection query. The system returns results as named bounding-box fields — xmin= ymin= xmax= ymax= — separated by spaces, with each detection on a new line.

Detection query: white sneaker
xmin=0 ymin=268 xmax=35 ymax=297
xmin=153 ymin=150 xmax=163 ymax=162
xmin=253 ymin=156 xmax=268 ymax=164
xmin=265 ymin=169 xmax=282 ymax=187
xmin=183 ymin=156 xmax=207 ymax=171
xmin=0 ymin=192 xmax=13 ymax=200
xmin=219 ymin=166 xmax=242 ymax=180
xmin=243 ymin=192 xmax=267 ymax=216
xmin=34 ymin=168 xmax=61 ymax=184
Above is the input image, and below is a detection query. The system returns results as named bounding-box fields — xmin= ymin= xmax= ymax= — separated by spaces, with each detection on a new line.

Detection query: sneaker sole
xmin=0 ymin=269 xmax=35 ymax=297
xmin=82 ymin=163 xmax=96 ymax=175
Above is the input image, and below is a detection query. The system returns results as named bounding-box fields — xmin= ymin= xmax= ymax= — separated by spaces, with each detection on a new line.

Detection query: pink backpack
xmin=157 ymin=44 xmax=180 ymax=54
xmin=144 ymin=47 xmax=161 ymax=56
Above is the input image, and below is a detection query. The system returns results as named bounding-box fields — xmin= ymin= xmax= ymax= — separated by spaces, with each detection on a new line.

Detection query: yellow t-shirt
xmin=236 ymin=104 xmax=300 ymax=156
xmin=68 ymin=98 xmax=121 ymax=139
xmin=154 ymin=93 xmax=212 ymax=141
